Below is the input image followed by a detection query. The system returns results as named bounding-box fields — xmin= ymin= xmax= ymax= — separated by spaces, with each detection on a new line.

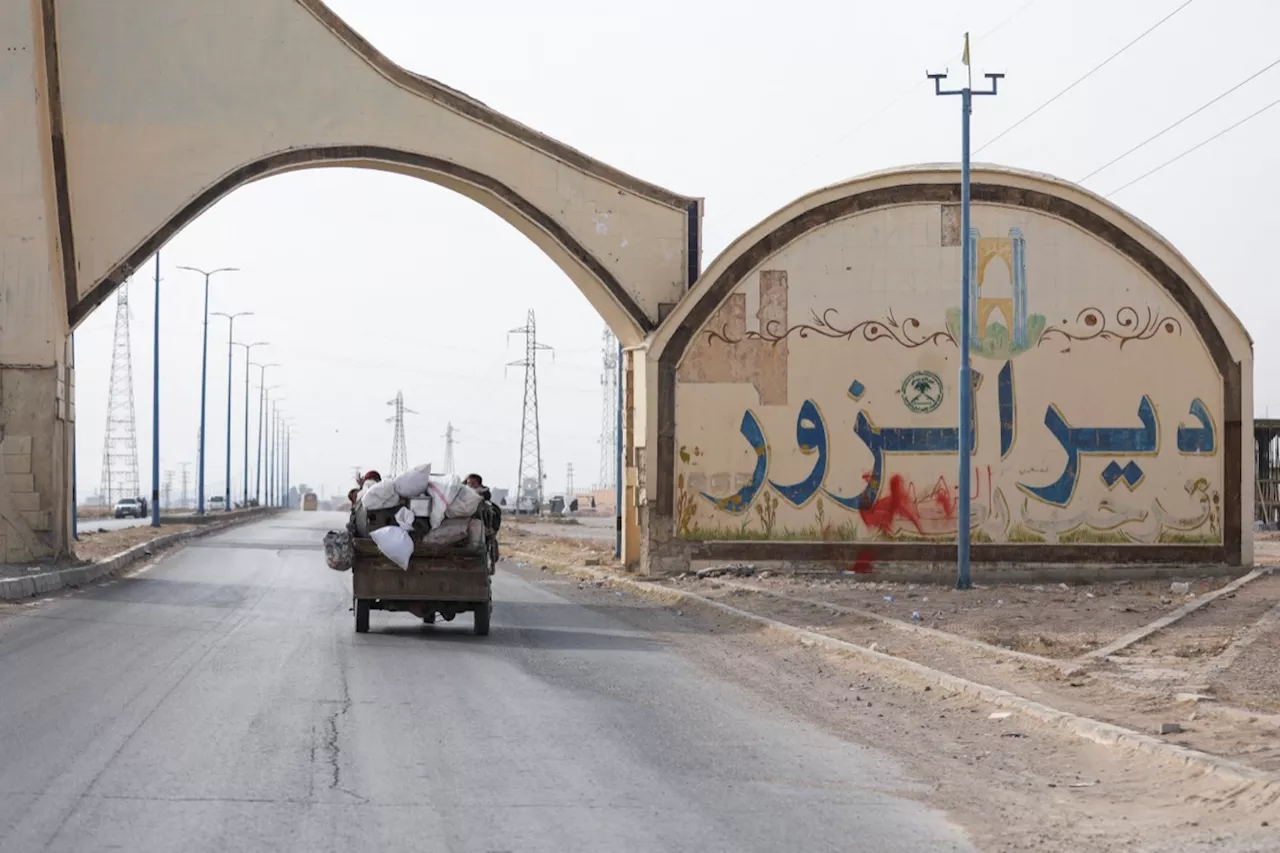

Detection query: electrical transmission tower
xmin=100 ymin=282 xmax=141 ymax=506
xmin=598 ymin=328 xmax=619 ymax=492
xmin=386 ymin=392 xmax=415 ymax=478
xmin=442 ymin=422 xmax=459 ymax=475
xmin=179 ymin=462 xmax=191 ymax=509
xmin=508 ymin=310 xmax=553 ymax=514
xmin=566 ymin=462 xmax=575 ymax=498
xmin=162 ymin=470 xmax=174 ymax=511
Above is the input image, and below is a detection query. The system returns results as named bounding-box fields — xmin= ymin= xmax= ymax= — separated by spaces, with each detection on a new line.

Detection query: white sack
xmin=370 ymin=525 xmax=413 ymax=570
xmin=426 ymin=475 xmax=460 ymax=529
xmin=394 ymin=506 xmax=415 ymax=531
xmin=445 ymin=484 xmax=482 ymax=519
xmin=394 ymin=463 xmax=433 ymax=498
xmin=361 ymin=479 xmax=401 ymax=510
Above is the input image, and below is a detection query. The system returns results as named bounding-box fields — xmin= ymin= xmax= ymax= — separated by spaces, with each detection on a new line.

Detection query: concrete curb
xmin=711 ymin=576 xmax=1064 ymax=669
xmin=0 ymin=509 xmax=280 ymax=601
xmin=1074 ymin=566 xmax=1276 ymax=668
xmin=512 ymin=551 xmax=1279 ymax=791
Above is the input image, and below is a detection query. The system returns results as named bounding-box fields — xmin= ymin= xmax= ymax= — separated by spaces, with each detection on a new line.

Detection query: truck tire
xmin=355 ymin=599 xmax=370 ymax=633
xmin=473 ymin=601 xmax=490 ymax=636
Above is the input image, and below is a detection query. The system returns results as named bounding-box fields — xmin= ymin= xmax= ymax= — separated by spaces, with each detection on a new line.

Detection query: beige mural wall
xmin=673 ymin=202 xmax=1226 ymax=547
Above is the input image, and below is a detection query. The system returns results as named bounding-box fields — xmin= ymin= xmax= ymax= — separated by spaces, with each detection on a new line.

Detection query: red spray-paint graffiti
xmin=857 ymin=467 xmax=991 ymax=537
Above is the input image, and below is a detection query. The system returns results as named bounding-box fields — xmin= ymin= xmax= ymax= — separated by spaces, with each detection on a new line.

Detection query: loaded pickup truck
xmin=350 ymin=514 xmax=495 ymax=636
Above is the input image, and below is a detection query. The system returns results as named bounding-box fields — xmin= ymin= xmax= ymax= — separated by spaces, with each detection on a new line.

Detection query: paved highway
xmin=0 ymin=513 xmax=973 ymax=853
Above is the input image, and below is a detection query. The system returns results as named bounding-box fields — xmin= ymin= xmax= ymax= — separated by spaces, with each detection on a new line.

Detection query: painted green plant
xmin=945 ymin=309 xmax=1046 ymax=360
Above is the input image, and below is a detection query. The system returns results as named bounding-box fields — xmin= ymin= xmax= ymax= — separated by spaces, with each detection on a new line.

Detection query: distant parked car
xmin=208 ymin=495 xmax=226 ymax=510
xmin=113 ymin=498 xmax=144 ymax=519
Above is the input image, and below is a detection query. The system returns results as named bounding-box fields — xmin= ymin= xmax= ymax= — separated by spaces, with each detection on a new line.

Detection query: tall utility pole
xmin=508 ymin=310 xmax=553 ymax=514
xmin=150 ymin=254 xmax=161 ymax=528
xmin=177 ymin=265 xmax=238 ymax=515
xmin=928 ymin=35 xmax=1002 ymax=591
xmin=195 ymin=427 xmax=201 ymax=505
xmin=598 ymin=328 xmax=618 ymax=492
xmin=258 ymin=380 xmax=280 ymax=504
xmin=285 ymin=425 xmax=293 ymax=508
xmin=234 ymin=345 xmax=267 ymax=507
xmin=442 ymin=422 xmax=458 ymax=475
xmin=212 ymin=311 xmax=252 ymax=511
xmin=386 ymin=392 xmax=414 ymax=478
xmin=100 ymin=281 xmax=141 ymax=507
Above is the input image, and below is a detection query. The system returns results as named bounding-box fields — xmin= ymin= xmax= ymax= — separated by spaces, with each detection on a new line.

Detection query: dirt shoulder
xmin=73 ymin=524 xmax=196 ymax=562
xmin=506 ymin=557 xmax=1280 ymax=853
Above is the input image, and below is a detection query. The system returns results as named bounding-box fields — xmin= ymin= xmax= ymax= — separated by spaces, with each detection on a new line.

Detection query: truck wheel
xmin=473 ymin=601 xmax=490 ymax=636
xmin=355 ymin=599 xmax=370 ymax=633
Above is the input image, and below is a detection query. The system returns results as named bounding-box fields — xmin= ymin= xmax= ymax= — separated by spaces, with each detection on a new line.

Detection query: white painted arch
xmin=51 ymin=0 xmax=700 ymax=346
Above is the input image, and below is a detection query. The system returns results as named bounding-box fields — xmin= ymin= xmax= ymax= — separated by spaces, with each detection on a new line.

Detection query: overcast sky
xmin=71 ymin=0 xmax=1280 ymax=506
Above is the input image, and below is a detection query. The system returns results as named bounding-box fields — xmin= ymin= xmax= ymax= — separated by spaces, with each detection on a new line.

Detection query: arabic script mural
xmin=674 ymin=203 xmax=1223 ymax=545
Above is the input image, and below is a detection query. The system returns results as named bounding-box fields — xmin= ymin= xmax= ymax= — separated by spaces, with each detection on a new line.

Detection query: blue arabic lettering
xmin=768 ymin=400 xmax=829 ymax=507
xmin=1018 ymin=396 xmax=1159 ymax=507
xmin=699 ymin=410 xmax=768 ymax=515
xmin=1176 ymin=398 xmax=1216 ymax=454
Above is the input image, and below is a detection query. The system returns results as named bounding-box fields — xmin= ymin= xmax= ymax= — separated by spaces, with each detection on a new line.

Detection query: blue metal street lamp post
xmin=253 ymin=370 xmax=280 ymax=505
xmin=177 ymin=266 xmax=238 ymax=515
xmin=151 ymin=253 xmax=162 ymax=527
xmin=212 ymin=312 xmax=252 ymax=511
xmin=233 ymin=343 xmax=268 ymax=507
xmin=928 ymin=43 xmax=1002 ymax=590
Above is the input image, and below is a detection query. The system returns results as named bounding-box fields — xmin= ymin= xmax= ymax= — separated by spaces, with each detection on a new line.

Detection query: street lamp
xmin=253 ymin=371 xmax=280 ymax=505
xmin=234 ymin=343 xmax=268 ymax=508
xmin=212 ymin=311 xmax=252 ymax=511
xmin=150 ymin=254 xmax=162 ymax=528
xmin=268 ymin=399 xmax=285 ymax=506
xmin=177 ymin=265 xmax=238 ymax=515
xmin=929 ymin=42 xmax=1003 ymax=590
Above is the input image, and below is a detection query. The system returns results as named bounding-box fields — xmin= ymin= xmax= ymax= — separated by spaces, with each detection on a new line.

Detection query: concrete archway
xmin=0 ymin=0 xmax=700 ymax=562
xmin=644 ymin=165 xmax=1253 ymax=573
xmin=51 ymin=0 xmax=700 ymax=341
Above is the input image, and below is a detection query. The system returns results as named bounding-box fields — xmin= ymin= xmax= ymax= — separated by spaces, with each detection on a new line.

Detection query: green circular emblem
xmin=901 ymin=370 xmax=943 ymax=414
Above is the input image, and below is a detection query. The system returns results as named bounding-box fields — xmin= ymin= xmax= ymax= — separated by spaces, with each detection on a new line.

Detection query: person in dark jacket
xmin=465 ymin=474 xmax=501 ymax=531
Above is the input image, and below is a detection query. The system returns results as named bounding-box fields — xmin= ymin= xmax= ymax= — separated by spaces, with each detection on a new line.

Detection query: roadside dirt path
xmin=507 ymin=560 xmax=1280 ymax=853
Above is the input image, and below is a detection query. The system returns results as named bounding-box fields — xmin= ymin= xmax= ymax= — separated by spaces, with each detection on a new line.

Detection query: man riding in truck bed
xmin=465 ymin=473 xmax=501 ymax=534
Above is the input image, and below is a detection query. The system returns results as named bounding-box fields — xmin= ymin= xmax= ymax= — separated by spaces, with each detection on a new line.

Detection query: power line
xmin=386 ymin=392 xmax=415 ymax=478
xmin=442 ymin=422 xmax=459 ymax=476
xmin=767 ymin=0 xmax=1041 ymax=185
xmin=508 ymin=310 xmax=553 ymax=515
xmin=597 ymin=328 xmax=618 ymax=493
xmin=100 ymin=282 xmax=140 ymax=506
xmin=976 ymin=0 xmax=1197 ymax=154
xmin=1106 ymin=97 xmax=1280 ymax=196
xmin=1081 ymin=57 xmax=1280 ymax=182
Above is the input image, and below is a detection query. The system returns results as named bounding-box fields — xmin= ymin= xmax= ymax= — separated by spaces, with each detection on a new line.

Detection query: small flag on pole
xmin=962 ymin=32 xmax=971 ymax=66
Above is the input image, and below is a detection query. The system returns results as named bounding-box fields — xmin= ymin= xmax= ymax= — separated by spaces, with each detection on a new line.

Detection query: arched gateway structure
xmin=0 ymin=4 xmax=1254 ymax=575
xmin=0 ymin=0 xmax=699 ymax=563
xmin=643 ymin=166 xmax=1254 ymax=573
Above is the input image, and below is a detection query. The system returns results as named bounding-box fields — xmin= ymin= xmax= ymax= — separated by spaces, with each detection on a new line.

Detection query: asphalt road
xmin=0 ymin=513 xmax=974 ymax=853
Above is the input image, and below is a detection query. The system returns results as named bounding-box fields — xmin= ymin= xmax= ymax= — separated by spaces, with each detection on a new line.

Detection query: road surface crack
xmin=319 ymin=663 xmax=366 ymax=803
